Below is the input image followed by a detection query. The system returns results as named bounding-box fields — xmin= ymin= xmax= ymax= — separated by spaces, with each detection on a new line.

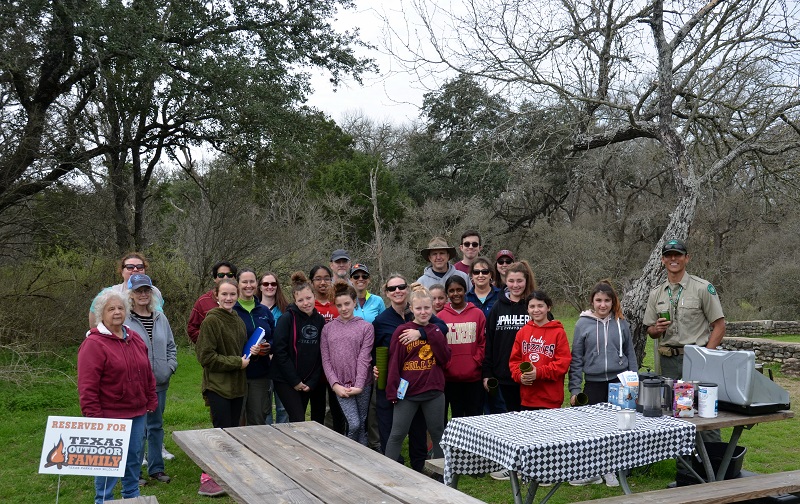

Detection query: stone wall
xmin=720 ymin=337 xmax=800 ymax=376
xmin=726 ymin=320 xmax=800 ymax=337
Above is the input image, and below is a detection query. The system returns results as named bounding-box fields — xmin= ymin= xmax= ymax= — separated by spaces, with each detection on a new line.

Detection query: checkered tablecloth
xmin=440 ymin=403 xmax=695 ymax=486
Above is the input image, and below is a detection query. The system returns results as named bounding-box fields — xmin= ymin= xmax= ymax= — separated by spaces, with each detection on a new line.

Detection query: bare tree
xmin=394 ymin=0 xmax=800 ymax=360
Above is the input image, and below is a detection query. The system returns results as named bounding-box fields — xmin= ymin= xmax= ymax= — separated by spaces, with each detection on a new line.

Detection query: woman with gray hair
xmin=78 ymin=288 xmax=157 ymax=504
xmin=125 ymin=274 xmax=177 ymax=485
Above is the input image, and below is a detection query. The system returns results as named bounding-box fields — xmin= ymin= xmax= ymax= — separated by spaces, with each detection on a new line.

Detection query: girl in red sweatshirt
xmin=510 ymin=291 xmax=571 ymax=409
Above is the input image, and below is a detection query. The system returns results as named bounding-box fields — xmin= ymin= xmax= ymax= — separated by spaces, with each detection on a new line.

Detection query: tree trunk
xmin=369 ymin=163 xmax=385 ymax=280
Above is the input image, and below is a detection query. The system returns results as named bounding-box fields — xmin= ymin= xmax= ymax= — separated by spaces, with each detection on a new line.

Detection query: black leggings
xmin=274 ymin=381 xmax=326 ymax=423
xmin=584 ymin=379 xmax=619 ymax=405
xmin=499 ymin=383 xmax=522 ymax=412
xmin=205 ymin=391 xmax=244 ymax=429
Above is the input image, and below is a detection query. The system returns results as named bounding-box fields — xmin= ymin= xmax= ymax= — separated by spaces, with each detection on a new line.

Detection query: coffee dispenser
xmin=640 ymin=378 xmax=663 ymax=417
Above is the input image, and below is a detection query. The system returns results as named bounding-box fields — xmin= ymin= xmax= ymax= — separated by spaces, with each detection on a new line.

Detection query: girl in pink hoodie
xmin=321 ymin=282 xmax=374 ymax=445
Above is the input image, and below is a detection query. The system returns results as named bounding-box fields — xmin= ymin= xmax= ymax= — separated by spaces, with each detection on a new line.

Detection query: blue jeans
xmin=95 ymin=414 xmax=146 ymax=504
xmin=266 ymin=388 xmax=289 ymax=424
xmin=145 ymin=389 xmax=167 ymax=475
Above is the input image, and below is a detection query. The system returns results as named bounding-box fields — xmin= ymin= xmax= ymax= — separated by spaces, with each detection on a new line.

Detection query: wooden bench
xmin=425 ymin=457 xmax=445 ymax=476
xmin=174 ymin=422 xmax=486 ymax=504
xmin=572 ymin=470 xmax=800 ymax=504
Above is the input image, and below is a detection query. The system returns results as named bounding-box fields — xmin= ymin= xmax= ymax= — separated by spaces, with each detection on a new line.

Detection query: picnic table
xmin=441 ymin=403 xmax=696 ymax=504
xmin=681 ymin=409 xmax=794 ymax=483
xmin=173 ymin=421 xmax=486 ymax=504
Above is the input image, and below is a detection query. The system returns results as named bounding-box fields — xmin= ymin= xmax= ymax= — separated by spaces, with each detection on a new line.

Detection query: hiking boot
xmin=490 ymin=469 xmax=511 ymax=481
xmin=150 ymin=472 xmax=171 ymax=483
xmin=198 ymin=478 xmax=226 ymax=497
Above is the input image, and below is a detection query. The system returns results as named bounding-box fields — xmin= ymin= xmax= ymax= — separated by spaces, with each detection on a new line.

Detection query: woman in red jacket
xmin=437 ymin=275 xmax=486 ymax=419
xmin=79 ymin=289 xmax=157 ymax=504
xmin=509 ymin=290 xmax=571 ymax=410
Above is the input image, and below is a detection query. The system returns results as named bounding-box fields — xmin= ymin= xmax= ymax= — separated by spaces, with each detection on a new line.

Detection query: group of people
xmin=76 ymin=233 xmax=726 ymax=502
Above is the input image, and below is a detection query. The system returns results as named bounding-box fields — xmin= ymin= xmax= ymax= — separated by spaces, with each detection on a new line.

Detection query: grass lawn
xmin=2 ymin=318 xmax=799 ymax=503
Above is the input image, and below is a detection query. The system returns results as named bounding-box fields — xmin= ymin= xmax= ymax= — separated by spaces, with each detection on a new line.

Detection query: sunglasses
xmin=261 ymin=281 xmax=277 ymax=287
xmin=473 ymin=269 xmax=491 ymax=276
xmin=215 ymin=272 xmax=235 ymax=278
xmin=123 ymin=264 xmax=145 ymax=271
xmin=386 ymin=284 xmax=408 ymax=292
xmin=462 ymin=241 xmax=480 ymax=248
xmin=351 ymin=274 xmax=370 ymax=280
xmin=496 ymin=258 xmax=513 ymax=265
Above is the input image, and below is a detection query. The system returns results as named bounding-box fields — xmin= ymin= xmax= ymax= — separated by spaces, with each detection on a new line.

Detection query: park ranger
xmin=644 ymin=239 xmax=726 ymax=380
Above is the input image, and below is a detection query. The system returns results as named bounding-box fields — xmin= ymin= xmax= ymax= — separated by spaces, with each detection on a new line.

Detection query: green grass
xmin=2 ymin=342 xmax=798 ymax=503
xmin=752 ymin=334 xmax=800 ymax=343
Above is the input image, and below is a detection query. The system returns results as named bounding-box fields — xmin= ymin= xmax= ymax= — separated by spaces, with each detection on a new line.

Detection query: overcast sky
xmin=305 ymin=1 xmax=439 ymax=126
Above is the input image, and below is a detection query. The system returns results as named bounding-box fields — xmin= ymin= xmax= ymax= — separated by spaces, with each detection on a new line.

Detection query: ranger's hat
xmin=420 ymin=237 xmax=457 ymax=262
xmin=662 ymin=239 xmax=688 ymax=255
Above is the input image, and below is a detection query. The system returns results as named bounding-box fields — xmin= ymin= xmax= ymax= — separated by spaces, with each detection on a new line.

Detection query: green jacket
xmin=196 ymin=307 xmax=247 ymax=399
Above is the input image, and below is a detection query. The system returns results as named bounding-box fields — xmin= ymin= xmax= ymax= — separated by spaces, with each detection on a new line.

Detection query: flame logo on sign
xmin=45 ymin=436 xmax=66 ymax=469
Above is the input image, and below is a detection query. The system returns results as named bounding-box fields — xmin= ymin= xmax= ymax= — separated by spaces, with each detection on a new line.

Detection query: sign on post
xmin=39 ymin=416 xmax=132 ymax=477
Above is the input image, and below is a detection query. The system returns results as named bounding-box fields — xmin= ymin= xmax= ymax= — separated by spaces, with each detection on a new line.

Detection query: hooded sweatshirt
xmin=568 ymin=310 xmax=638 ymax=396
xmin=125 ymin=311 xmax=177 ymax=392
xmin=271 ymin=304 xmax=326 ymax=389
xmin=510 ymin=319 xmax=571 ymax=409
xmin=196 ymin=307 xmax=248 ymax=399
xmin=437 ymin=302 xmax=486 ymax=382
xmin=483 ymin=290 xmax=530 ymax=385
xmin=321 ymin=316 xmax=374 ymax=389
xmin=233 ymin=300 xmax=275 ymax=380
xmin=78 ymin=324 xmax=158 ymax=418
xmin=386 ymin=321 xmax=452 ymax=402
xmin=416 ymin=264 xmax=473 ymax=292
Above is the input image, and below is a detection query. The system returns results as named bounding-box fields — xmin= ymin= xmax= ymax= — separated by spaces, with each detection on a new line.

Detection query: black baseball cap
xmin=662 ymin=239 xmax=688 ymax=255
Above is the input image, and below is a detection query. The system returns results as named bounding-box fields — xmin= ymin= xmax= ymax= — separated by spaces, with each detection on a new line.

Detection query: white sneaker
xmin=162 ymin=446 xmax=175 ymax=461
xmin=604 ymin=473 xmax=620 ymax=487
xmin=490 ymin=469 xmax=511 ymax=481
xmin=569 ymin=476 xmax=603 ymax=486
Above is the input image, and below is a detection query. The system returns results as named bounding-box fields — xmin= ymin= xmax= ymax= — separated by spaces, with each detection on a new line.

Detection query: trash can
xmin=677 ymin=442 xmax=746 ymax=486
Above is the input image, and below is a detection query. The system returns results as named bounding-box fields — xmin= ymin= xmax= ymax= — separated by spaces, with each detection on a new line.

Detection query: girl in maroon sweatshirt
xmin=437 ymin=275 xmax=486 ymax=418
xmin=510 ymin=290 xmax=571 ymax=409
xmin=385 ymin=284 xmax=451 ymax=465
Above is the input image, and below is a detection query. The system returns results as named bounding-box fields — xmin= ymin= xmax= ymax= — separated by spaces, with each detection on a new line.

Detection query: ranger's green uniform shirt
xmin=643 ymin=272 xmax=724 ymax=347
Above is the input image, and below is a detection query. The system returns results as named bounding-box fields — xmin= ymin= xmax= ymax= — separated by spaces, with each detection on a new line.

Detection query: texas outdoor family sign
xmin=39 ymin=416 xmax=132 ymax=477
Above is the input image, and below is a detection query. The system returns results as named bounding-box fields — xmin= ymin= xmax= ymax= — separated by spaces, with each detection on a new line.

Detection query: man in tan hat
xmin=417 ymin=237 xmax=472 ymax=291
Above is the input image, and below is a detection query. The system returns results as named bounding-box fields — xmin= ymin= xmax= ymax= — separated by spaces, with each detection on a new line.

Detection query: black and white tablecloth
xmin=440 ymin=403 xmax=695 ymax=486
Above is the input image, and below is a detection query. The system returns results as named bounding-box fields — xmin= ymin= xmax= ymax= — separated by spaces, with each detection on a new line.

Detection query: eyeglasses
xmin=313 ymin=277 xmax=332 ymax=282
xmin=215 ymin=272 xmax=235 ymax=278
xmin=261 ymin=281 xmax=277 ymax=287
xmin=473 ymin=269 xmax=491 ymax=276
xmin=351 ymin=274 xmax=370 ymax=280
xmin=496 ymin=258 xmax=513 ymax=265
xmin=123 ymin=264 xmax=145 ymax=271
xmin=386 ymin=284 xmax=408 ymax=292
xmin=462 ymin=241 xmax=480 ymax=248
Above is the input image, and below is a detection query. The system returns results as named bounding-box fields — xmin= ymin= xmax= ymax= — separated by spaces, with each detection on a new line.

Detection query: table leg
xmin=510 ymin=470 xmax=524 ymax=504
xmin=523 ymin=481 xmax=539 ymax=504
xmin=446 ymin=473 xmax=460 ymax=488
xmin=618 ymin=470 xmax=632 ymax=494
xmin=716 ymin=426 xmax=744 ymax=481
xmin=536 ymin=482 xmax=562 ymax=504
xmin=677 ymin=455 xmax=707 ymax=483
xmin=695 ymin=433 xmax=715 ymax=482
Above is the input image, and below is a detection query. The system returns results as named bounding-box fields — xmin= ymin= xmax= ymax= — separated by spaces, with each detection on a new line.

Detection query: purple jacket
xmin=386 ymin=321 xmax=451 ymax=402
xmin=321 ymin=316 xmax=374 ymax=389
